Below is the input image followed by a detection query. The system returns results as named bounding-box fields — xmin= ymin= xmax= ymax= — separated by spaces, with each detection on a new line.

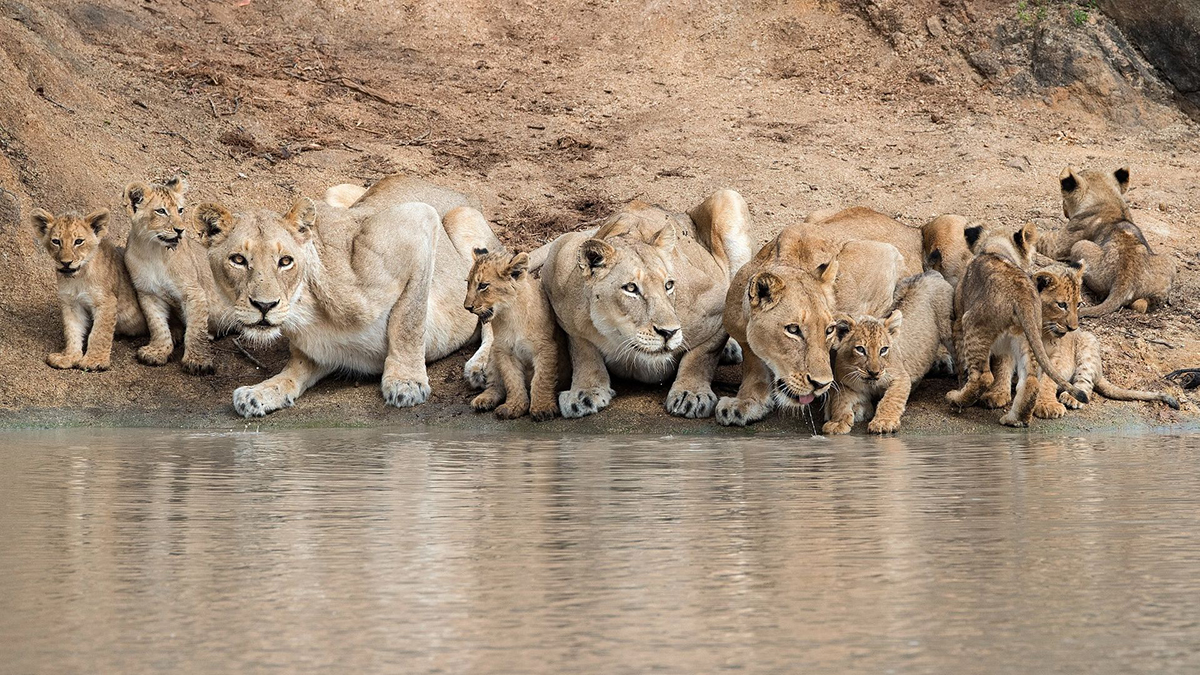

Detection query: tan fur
xmin=948 ymin=223 xmax=1088 ymax=427
xmin=31 ymin=208 xmax=146 ymax=371
xmin=716 ymin=225 xmax=904 ymax=427
xmin=542 ymin=190 xmax=752 ymax=419
xmin=123 ymin=177 xmax=226 ymax=374
xmin=824 ymin=272 xmax=954 ymax=434
xmin=465 ymin=249 xmax=569 ymax=421
xmin=1039 ymin=166 xmax=1175 ymax=316
xmin=804 ymin=206 xmax=924 ymax=277
xmin=196 ymin=175 xmax=501 ymax=417
xmin=921 ymin=214 xmax=976 ymax=288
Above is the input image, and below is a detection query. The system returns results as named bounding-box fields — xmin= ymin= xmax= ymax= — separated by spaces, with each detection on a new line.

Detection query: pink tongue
xmin=794 ymin=394 xmax=815 ymax=405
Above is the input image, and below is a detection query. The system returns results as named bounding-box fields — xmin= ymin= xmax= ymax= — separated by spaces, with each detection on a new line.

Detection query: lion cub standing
xmin=464 ymin=249 xmax=569 ymax=420
xmin=31 ymin=209 xmax=147 ymax=371
xmin=123 ymin=177 xmax=223 ymax=374
xmin=824 ymin=272 xmax=954 ymax=434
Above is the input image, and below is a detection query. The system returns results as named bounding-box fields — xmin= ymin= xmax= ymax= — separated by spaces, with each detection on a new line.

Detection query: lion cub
xmin=464 ymin=249 xmax=569 ymax=421
xmin=123 ymin=177 xmax=222 ymax=374
xmin=31 ymin=209 xmax=147 ymax=371
xmin=948 ymin=222 xmax=1088 ymax=426
xmin=824 ymin=272 xmax=954 ymax=434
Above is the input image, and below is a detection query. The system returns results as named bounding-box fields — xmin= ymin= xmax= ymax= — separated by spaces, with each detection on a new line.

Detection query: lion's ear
xmin=1014 ymin=222 xmax=1038 ymax=257
xmin=1114 ymin=166 xmax=1130 ymax=193
xmin=472 ymin=247 xmax=489 ymax=261
xmin=748 ymin=271 xmax=784 ymax=310
xmin=926 ymin=248 xmax=942 ymax=267
xmin=507 ymin=252 xmax=529 ymax=280
xmin=195 ymin=203 xmax=233 ymax=247
xmin=652 ymin=224 xmax=676 ymax=254
xmin=884 ymin=310 xmax=903 ymax=336
xmin=164 ymin=176 xmax=188 ymax=195
xmin=578 ymin=238 xmax=616 ymax=274
xmin=1069 ymin=259 xmax=1087 ymax=280
xmin=123 ymin=182 xmax=148 ymax=214
xmin=817 ymin=259 xmax=838 ymax=289
xmin=827 ymin=314 xmax=854 ymax=347
xmin=1034 ymin=270 xmax=1054 ymax=293
xmin=1059 ymin=166 xmax=1079 ymax=193
xmin=964 ymin=225 xmax=983 ymax=252
xmin=84 ymin=209 xmax=110 ymax=236
xmin=30 ymin=208 xmax=54 ymax=236
xmin=284 ymin=197 xmax=317 ymax=240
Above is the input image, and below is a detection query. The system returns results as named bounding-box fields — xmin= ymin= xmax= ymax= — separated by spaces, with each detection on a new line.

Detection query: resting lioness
xmin=31 ymin=208 xmax=147 ymax=371
xmin=716 ymin=225 xmax=905 ymax=427
xmin=124 ymin=177 xmax=227 ymax=374
xmin=464 ymin=248 xmax=569 ymax=421
xmin=948 ymin=223 xmax=1088 ymax=426
xmin=1039 ymin=166 xmax=1175 ymax=316
xmin=195 ymin=175 xmax=500 ymax=417
xmin=541 ymin=190 xmax=752 ymax=419
xmin=805 ymin=206 xmax=924 ymax=277
xmin=824 ymin=272 xmax=954 ymax=434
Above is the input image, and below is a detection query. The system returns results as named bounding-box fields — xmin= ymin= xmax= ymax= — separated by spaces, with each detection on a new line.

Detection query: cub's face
xmin=830 ymin=312 xmax=901 ymax=386
xmin=1035 ymin=263 xmax=1084 ymax=338
xmin=1059 ymin=166 xmax=1129 ymax=219
xmin=464 ymin=250 xmax=529 ymax=323
xmin=124 ymin=177 xmax=187 ymax=249
xmin=742 ymin=265 xmax=837 ymax=408
xmin=31 ymin=209 xmax=109 ymax=277
xmin=195 ymin=199 xmax=314 ymax=342
xmin=576 ymin=228 xmax=683 ymax=355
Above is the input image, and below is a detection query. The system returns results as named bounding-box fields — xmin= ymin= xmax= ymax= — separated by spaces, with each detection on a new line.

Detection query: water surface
xmin=2 ymin=430 xmax=1199 ymax=674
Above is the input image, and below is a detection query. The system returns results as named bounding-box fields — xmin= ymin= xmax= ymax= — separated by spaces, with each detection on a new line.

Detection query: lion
xmin=947 ymin=223 xmax=1089 ymax=426
xmin=804 ymin=206 xmax=924 ymax=277
xmin=123 ymin=177 xmax=228 ymax=374
xmin=1039 ymin=166 xmax=1175 ymax=316
xmin=31 ymin=208 xmax=146 ymax=371
xmin=824 ymin=271 xmax=954 ymax=434
xmin=921 ymin=214 xmax=976 ymax=288
xmin=194 ymin=175 xmax=501 ymax=417
xmin=464 ymin=248 xmax=569 ymax=421
xmin=541 ymin=190 xmax=752 ymax=419
xmin=715 ymin=225 xmax=905 ymax=427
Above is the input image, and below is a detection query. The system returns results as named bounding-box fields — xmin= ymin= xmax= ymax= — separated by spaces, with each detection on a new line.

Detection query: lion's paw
xmin=715 ymin=396 xmax=770 ymax=427
xmin=494 ymin=401 xmax=529 ymax=420
xmin=46 ymin=351 xmax=81 ymax=370
xmin=867 ymin=416 xmax=901 ymax=434
xmin=558 ymin=387 xmax=613 ymax=419
xmin=382 ymin=378 xmax=431 ymax=408
xmin=1033 ymin=400 xmax=1067 ymax=419
xmin=979 ymin=389 xmax=1012 ymax=410
xmin=719 ymin=338 xmax=743 ymax=365
xmin=822 ymin=419 xmax=852 ymax=435
xmin=999 ymin=412 xmax=1030 ymax=428
xmin=471 ymin=388 xmax=503 ymax=412
xmin=233 ymin=385 xmax=294 ymax=418
xmin=181 ymin=355 xmax=215 ymax=376
xmin=665 ymin=387 xmax=718 ymax=418
xmin=1058 ymin=391 xmax=1085 ymax=409
xmin=77 ymin=354 xmax=111 ymax=372
xmin=137 ymin=344 xmax=171 ymax=367
xmin=463 ymin=354 xmax=489 ymax=390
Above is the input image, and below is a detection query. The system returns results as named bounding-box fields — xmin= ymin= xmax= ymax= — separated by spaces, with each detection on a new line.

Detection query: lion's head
xmin=194 ymin=198 xmax=316 ymax=342
xmin=1059 ymin=166 xmax=1130 ymax=219
xmin=124 ymin=177 xmax=188 ymax=249
xmin=829 ymin=312 xmax=902 ymax=388
xmin=30 ymin=209 xmax=109 ymax=277
xmin=742 ymin=262 xmax=838 ymax=408
xmin=464 ymin=248 xmax=530 ymax=323
xmin=575 ymin=226 xmax=683 ymax=357
xmin=1034 ymin=262 xmax=1084 ymax=338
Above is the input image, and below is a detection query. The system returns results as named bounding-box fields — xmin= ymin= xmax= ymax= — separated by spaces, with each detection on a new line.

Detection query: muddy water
xmin=2 ymin=430 xmax=1199 ymax=674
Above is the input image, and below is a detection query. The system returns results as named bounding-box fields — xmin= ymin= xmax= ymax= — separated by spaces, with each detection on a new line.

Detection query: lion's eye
xmin=51 ymin=239 xmax=61 ymax=246
xmin=155 ymin=208 xmax=168 ymax=216
xmin=74 ymin=238 xmax=84 ymax=246
xmin=278 ymin=256 xmax=294 ymax=268
xmin=229 ymin=254 xmax=247 ymax=266
xmin=1057 ymin=302 xmax=1067 ymax=310
xmin=477 ymin=282 xmax=490 ymax=292
xmin=785 ymin=324 xmax=801 ymax=336
xmin=665 ymin=280 xmax=675 ymax=292
xmin=622 ymin=283 xmax=639 ymax=295
xmin=855 ymin=345 xmax=867 ymax=355
xmin=880 ymin=346 xmax=889 ymax=356
xmin=825 ymin=325 xmax=836 ymax=336
xmin=177 ymin=207 xmax=185 ymax=214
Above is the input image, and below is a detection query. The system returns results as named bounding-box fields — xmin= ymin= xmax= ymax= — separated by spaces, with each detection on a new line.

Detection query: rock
xmin=967 ymin=51 xmax=1005 ymax=80
xmin=926 ymin=16 xmax=944 ymax=39
xmin=1100 ymin=0 xmax=1200 ymax=117
xmin=944 ymin=14 xmax=964 ymax=36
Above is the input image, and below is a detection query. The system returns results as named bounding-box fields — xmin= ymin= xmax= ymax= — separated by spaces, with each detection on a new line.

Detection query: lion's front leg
xmin=380 ymin=243 xmax=436 ymax=409
xmin=715 ymin=346 xmax=774 ymax=427
xmin=558 ymin=335 xmax=613 ymax=418
xmin=233 ymin=347 xmax=332 ymax=417
xmin=463 ymin=322 xmax=493 ymax=390
xmin=665 ymin=328 xmax=725 ymax=419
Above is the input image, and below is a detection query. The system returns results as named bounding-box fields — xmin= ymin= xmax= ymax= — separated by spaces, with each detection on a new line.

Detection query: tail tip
xmin=1164 ymin=395 xmax=1181 ymax=410
xmin=1073 ymin=389 xmax=1090 ymax=404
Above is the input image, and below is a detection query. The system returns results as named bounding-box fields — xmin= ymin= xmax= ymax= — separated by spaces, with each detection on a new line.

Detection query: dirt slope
xmin=0 ymin=0 xmax=1197 ymax=432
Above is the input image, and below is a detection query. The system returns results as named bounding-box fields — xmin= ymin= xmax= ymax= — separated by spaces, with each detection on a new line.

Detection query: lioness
xmin=541 ymin=191 xmax=752 ymax=419
xmin=948 ymin=223 xmax=1089 ymax=426
xmin=195 ymin=175 xmax=500 ymax=417
xmin=716 ymin=225 xmax=905 ymax=427
xmin=124 ymin=177 xmax=227 ymax=374
xmin=804 ymin=206 xmax=924 ymax=277
xmin=465 ymin=248 xmax=569 ymax=421
xmin=1039 ymin=166 xmax=1175 ymax=316
xmin=31 ymin=208 xmax=146 ymax=371
xmin=824 ymin=272 xmax=954 ymax=434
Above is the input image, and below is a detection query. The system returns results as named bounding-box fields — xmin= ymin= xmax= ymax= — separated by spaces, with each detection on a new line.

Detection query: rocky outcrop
xmin=1100 ymin=0 xmax=1200 ymax=115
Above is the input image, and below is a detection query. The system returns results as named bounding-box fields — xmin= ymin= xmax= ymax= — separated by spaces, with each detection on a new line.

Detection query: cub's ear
xmin=30 ymin=208 xmax=54 ymax=236
xmin=963 ymin=225 xmax=983 ymax=252
xmin=84 ymin=209 xmax=110 ymax=236
xmin=578 ymin=238 xmax=616 ymax=274
xmin=1113 ymin=166 xmax=1130 ymax=193
xmin=884 ymin=310 xmax=903 ymax=335
xmin=123 ymin=182 xmax=149 ymax=214
xmin=163 ymin=176 xmax=188 ymax=195
xmin=1070 ymin=259 xmax=1086 ymax=279
xmin=817 ymin=259 xmax=838 ymax=288
xmin=283 ymin=197 xmax=317 ymax=239
xmin=926 ymin=248 xmax=942 ymax=267
xmin=1059 ymin=166 xmax=1079 ymax=193
xmin=827 ymin=314 xmax=854 ymax=346
xmin=507 ymin=252 xmax=530 ymax=279
xmin=195 ymin=202 xmax=233 ymax=247
xmin=748 ymin=271 xmax=785 ymax=310
xmin=652 ymin=224 xmax=677 ymax=253
xmin=1013 ymin=222 xmax=1038 ymax=255
xmin=1034 ymin=270 xmax=1055 ymax=292
xmin=472 ymin=247 xmax=489 ymax=261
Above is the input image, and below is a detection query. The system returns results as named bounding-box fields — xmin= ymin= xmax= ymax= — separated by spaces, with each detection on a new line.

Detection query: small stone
xmin=944 ymin=14 xmax=964 ymax=35
xmin=930 ymin=112 xmax=944 ymax=123
xmin=926 ymin=16 xmax=944 ymax=39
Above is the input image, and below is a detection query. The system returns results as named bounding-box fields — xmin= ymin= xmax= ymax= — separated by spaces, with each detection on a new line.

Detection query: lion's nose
xmin=174 ymin=228 xmax=184 ymax=235
xmin=654 ymin=326 xmax=680 ymax=341
xmin=808 ymin=375 xmax=832 ymax=391
xmin=250 ymin=298 xmax=279 ymax=316
xmin=865 ymin=369 xmax=880 ymax=380
xmin=465 ymin=304 xmax=475 ymax=313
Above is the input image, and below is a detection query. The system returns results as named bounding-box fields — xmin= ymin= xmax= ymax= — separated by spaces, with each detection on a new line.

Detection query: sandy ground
xmin=0 ymin=0 xmax=1197 ymax=433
